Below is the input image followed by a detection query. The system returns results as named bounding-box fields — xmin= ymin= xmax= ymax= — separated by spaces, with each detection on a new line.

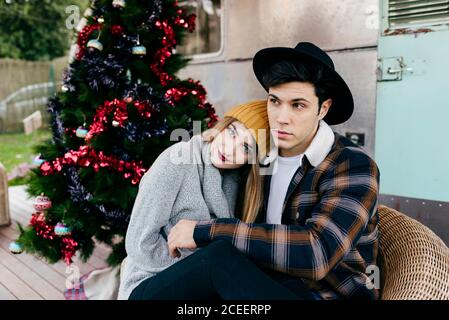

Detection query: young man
xmin=132 ymin=42 xmax=380 ymax=300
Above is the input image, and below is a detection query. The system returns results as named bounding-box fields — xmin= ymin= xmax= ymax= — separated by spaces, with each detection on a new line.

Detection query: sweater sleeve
xmin=125 ymin=146 xmax=188 ymax=273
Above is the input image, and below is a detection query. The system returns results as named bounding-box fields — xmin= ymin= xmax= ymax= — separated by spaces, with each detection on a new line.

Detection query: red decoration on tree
xmin=164 ymin=80 xmax=218 ymax=127
xmin=40 ymin=146 xmax=147 ymax=185
xmin=34 ymin=194 xmax=52 ymax=211
xmin=150 ymin=11 xmax=196 ymax=86
xmin=64 ymin=128 xmax=77 ymax=137
xmin=174 ymin=13 xmax=196 ymax=32
xmin=61 ymin=237 xmax=78 ymax=265
xmin=30 ymin=212 xmax=56 ymax=240
xmin=86 ymin=98 xmax=153 ymax=140
xmin=16 ymin=0 xmax=220 ymax=269
xmin=111 ymin=25 xmax=124 ymax=36
xmin=29 ymin=212 xmax=78 ymax=265
xmin=76 ymin=24 xmax=101 ymax=60
xmin=164 ymin=87 xmax=189 ymax=105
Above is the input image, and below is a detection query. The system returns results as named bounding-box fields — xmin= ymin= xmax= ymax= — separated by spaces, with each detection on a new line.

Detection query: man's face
xmin=267 ymin=81 xmax=331 ymax=157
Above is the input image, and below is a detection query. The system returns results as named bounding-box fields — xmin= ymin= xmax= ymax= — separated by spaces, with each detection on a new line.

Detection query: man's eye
xmin=293 ymin=103 xmax=304 ymax=109
xmin=269 ymin=98 xmax=278 ymax=104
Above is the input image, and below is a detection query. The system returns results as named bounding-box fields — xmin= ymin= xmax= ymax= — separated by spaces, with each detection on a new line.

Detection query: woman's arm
xmin=125 ymin=146 xmax=189 ymax=272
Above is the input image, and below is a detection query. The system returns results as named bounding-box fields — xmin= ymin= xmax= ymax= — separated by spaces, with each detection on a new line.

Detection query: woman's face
xmin=210 ymin=121 xmax=257 ymax=169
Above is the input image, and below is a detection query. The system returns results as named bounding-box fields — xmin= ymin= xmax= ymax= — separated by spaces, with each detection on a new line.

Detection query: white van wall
xmin=178 ymin=0 xmax=380 ymax=157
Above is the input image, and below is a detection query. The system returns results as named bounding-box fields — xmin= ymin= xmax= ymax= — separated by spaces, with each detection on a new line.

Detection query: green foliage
xmin=17 ymin=224 xmax=63 ymax=264
xmin=106 ymin=240 xmax=126 ymax=267
xmin=14 ymin=0 xmax=214 ymax=269
xmin=0 ymin=0 xmax=89 ymax=61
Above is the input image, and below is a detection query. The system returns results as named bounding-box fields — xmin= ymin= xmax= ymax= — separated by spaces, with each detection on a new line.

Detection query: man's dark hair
xmin=261 ymin=60 xmax=337 ymax=112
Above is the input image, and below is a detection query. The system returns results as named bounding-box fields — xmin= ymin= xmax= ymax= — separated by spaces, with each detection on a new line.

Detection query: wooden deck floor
xmin=0 ymin=186 xmax=111 ymax=300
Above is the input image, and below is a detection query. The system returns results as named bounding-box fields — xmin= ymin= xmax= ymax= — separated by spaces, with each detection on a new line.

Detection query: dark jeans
xmin=129 ymin=240 xmax=321 ymax=300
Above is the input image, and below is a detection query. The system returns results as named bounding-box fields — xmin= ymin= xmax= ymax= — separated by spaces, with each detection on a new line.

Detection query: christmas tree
xmin=11 ymin=0 xmax=218 ymax=267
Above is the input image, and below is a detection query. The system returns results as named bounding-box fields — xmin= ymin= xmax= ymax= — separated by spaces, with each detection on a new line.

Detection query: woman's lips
xmin=218 ymin=150 xmax=227 ymax=162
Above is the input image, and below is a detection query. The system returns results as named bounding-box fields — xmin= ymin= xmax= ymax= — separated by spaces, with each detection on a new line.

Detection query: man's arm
xmin=193 ymin=150 xmax=379 ymax=281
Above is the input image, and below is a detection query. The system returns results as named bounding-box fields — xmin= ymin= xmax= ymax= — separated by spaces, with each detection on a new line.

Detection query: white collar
xmin=304 ymin=120 xmax=335 ymax=167
xmin=261 ymin=120 xmax=335 ymax=168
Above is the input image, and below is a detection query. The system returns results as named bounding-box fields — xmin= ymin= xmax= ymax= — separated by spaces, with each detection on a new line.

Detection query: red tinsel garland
xmin=151 ymin=20 xmax=176 ymax=86
xmin=151 ymin=10 xmax=196 ymax=85
xmin=30 ymin=212 xmax=56 ymax=240
xmin=86 ymin=98 xmax=152 ymax=140
xmin=29 ymin=212 xmax=78 ymax=265
xmin=40 ymin=146 xmax=147 ymax=185
xmin=174 ymin=12 xmax=196 ymax=32
xmin=61 ymin=237 xmax=79 ymax=265
xmin=164 ymin=80 xmax=219 ymax=127
xmin=76 ymin=24 xmax=101 ymax=60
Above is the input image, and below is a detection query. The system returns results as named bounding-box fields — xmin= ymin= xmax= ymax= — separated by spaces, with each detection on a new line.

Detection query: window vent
xmin=388 ymin=0 xmax=449 ymax=27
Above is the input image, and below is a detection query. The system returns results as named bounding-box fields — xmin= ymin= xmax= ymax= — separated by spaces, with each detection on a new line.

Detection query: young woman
xmin=117 ymin=100 xmax=270 ymax=300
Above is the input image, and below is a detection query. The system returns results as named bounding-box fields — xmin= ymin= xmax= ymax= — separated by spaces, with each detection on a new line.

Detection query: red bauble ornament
xmin=111 ymin=25 xmax=124 ymax=36
xmin=34 ymin=194 xmax=52 ymax=211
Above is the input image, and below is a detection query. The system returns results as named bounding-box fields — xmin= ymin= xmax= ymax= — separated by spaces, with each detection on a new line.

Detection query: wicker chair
xmin=378 ymin=205 xmax=449 ymax=300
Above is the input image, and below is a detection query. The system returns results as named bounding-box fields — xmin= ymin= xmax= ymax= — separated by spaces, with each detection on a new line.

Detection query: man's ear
xmin=318 ymin=98 xmax=332 ymax=120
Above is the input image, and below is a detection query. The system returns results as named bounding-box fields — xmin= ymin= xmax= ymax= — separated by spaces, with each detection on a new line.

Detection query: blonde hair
xmin=203 ymin=117 xmax=263 ymax=223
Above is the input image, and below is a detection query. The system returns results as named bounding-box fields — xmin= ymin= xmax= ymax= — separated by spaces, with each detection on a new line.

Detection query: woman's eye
xmin=228 ymin=127 xmax=236 ymax=137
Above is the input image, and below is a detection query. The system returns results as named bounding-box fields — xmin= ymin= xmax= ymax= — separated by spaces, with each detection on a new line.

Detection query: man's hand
xmin=168 ymin=219 xmax=198 ymax=258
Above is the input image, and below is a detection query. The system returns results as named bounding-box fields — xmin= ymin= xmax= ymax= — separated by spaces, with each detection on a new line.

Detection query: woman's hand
xmin=168 ymin=219 xmax=198 ymax=258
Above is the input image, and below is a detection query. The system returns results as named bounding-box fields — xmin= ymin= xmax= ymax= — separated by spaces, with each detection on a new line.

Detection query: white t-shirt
xmin=266 ymin=154 xmax=303 ymax=224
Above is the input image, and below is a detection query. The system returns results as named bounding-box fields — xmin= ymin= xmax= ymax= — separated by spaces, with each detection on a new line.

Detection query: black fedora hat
xmin=252 ymin=42 xmax=354 ymax=125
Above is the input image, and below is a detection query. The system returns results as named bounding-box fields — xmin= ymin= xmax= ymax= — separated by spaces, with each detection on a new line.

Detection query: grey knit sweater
xmin=117 ymin=135 xmax=240 ymax=299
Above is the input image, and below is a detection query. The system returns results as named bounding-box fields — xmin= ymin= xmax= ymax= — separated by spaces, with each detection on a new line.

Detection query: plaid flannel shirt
xmin=193 ymin=130 xmax=380 ymax=300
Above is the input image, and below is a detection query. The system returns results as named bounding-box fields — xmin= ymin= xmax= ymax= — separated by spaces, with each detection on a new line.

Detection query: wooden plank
xmin=0 ymin=224 xmax=100 ymax=277
xmin=0 ymin=246 xmax=64 ymax=299
xmin=8 ymin=187 xmax=35 ymax=210
xmin=8 ymin=185 xmax=34 ymax=201
xmin=8 ymin=200 xmax=33 ymax=225
xmin=7 ymin=211 xmax=28 ymax=226
xmin=0 ymin=225 xmax=92 ymax=276
xmin=0 ymin=225 xmax=67 ymax=278
xmin=0 ymin=259 xmax=42 ymax=300
xmin=0 ymin=232 xmax=67 ymax=292
xmin=0 ymin=282 xmax=17 ymax=300
xmin=9 ymin=197 xmax=33 ymax=214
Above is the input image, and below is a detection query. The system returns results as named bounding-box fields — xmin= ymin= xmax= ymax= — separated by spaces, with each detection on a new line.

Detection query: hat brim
xmin=252 ymin=47 xmax=354 ymax=125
